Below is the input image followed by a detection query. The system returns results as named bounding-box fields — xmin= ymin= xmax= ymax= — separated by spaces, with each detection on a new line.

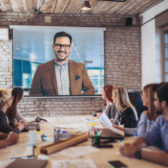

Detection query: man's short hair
xmin=53 ymin=31 xmax=72 ymax=45
xmin=157 ymin=83 xmax=168 ymax=104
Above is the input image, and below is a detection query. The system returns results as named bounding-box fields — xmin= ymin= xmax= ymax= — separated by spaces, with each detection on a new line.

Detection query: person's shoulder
xmin=38 ymin=60 xmax=54 ymax=69
xmin=123 ymin=107 xmax=134 ymax=115
xmin=125 ymin=107 xmax=133 ymax=112
xmin=107 ymin=102 xmax=113 ymax=106
xmin=0 ymin=110 xmax=6 ymax=120
xmin=69 ymin=60 xmax=84 ymax=67
xmin=0 ymin=110 xmax=4 ymax=115
xmin=155 ymin=115 xmax=166 ymax=125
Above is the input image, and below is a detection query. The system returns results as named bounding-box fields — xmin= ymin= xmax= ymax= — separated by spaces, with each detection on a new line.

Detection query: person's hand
xmin=143 ymin=110 xmax=149 ymax=115
xmin=13 ymin=122 xmax=19 ymax=128
xmin=0 ymin=132 xmax=8 ymax=140
xmin=110 ymin=118 xmax=114 ymax=122
xmin=96 ymin=112 xmax=102 ymax=118
xmin=120 ymin=143 xmax=138 ymax=158
xmin=20 ymin=120 xmax=26 ymax=126
xmin=113 ymin=124 xmax=125 ymax=131
xmin=17 ymin=120 xmax=26 ymax=131
xmin=6 ymin=132 xmax=19 ymax=145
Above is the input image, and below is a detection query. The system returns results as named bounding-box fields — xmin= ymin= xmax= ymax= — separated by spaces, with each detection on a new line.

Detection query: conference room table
xmin=0 ymin=115 xmax=167 ymax=168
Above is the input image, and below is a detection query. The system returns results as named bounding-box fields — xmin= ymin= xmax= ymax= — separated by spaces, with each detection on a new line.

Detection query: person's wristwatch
xmin=135 ymin=149 xmax=142 ymax=159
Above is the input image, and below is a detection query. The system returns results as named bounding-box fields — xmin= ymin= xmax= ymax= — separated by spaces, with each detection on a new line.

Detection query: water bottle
xmin=28 ymin=126 xmax=36 ymax=146
xmin=53 ymin=128 xmax=60 ymax=142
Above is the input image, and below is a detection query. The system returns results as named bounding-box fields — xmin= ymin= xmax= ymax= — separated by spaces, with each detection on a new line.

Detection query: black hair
xmin=53 ymin=31 xmax=72 ymax=45
xmin=157 ymin=83 xmax=168 ymax=104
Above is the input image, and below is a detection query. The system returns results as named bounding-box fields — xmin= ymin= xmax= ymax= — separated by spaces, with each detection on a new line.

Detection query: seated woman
xmin=115 ymin=83 xmax=161 ymax=136
xmin=135 ymin=83 xmax=161 ymax=136
xmin=112 ymin=87 xmax=138 ymax=128
xmin=0 ymin=89 xmax=25 ymax=134
xmin=0 ymin=90 xmax=19 ymax=148
xmin=96 ymin=85 xmax=117 ymax=119
xmin=6 ymin=87 xmax=27 ymax=127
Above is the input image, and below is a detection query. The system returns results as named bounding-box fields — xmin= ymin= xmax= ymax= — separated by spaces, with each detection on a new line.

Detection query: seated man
xmin=120 ymin=83 xmax=168 ymax=166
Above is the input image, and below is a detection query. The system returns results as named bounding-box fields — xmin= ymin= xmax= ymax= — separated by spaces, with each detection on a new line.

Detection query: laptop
xmin=98 ymin=128 xmax=124 ymax=139
xmin=22 ymin=122 xmax=40 ymax=132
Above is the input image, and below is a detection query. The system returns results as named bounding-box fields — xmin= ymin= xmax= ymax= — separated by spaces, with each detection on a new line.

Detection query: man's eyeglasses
xmin=54 ymin=44 xmax=71 ymax=50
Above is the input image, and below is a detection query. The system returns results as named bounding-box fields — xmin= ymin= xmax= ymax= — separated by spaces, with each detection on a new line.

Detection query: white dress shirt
xmin=55 ymin=61 xmax=70 ymax=95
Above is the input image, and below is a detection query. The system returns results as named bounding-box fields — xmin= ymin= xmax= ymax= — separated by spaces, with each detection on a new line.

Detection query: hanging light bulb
xmin=82 ymin=0 xmax=91 ymax=11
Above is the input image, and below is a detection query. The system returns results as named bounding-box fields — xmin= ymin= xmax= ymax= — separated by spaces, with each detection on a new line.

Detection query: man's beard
xmin=156 ymin=110 xmax=162 ymax=115
xmin=55 ymin=51 xmax=68 ymax=62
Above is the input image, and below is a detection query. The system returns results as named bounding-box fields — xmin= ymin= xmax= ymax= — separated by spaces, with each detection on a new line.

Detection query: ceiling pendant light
xmin=82 ymin=0 xmax=91 ymax=11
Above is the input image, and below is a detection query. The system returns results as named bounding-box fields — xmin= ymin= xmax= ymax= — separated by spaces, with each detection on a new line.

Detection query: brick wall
xmin=0 ymin=12 xmax=141 ymax=117
xmin=0 ymin=40 xmax=12 ymax=89
xmin=17 ymin=97 xmax=103 ymax=117
xmin=105 ymin=27 xmax=141 ymax=89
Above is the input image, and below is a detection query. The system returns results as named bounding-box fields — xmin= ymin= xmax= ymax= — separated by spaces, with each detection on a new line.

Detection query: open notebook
xmin=99 ymin=112 xmax=124 ymax=137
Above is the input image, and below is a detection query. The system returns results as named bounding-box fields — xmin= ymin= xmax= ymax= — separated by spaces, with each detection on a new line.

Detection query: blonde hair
xmin=0 ymin=89 xmax=11 ymax=109
xmin=113 ymin=87 xmax=138 ymax=121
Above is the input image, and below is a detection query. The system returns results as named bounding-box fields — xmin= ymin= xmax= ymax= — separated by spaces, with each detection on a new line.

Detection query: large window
xmin=164 ymin=30 xmax=168 ymax=81
xmin=11 ymin=26 xmax=105 ymax=95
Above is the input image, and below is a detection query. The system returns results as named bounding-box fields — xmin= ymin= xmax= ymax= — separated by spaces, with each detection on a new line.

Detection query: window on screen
xmin=11 ymin=26 xmax=105 ymax=96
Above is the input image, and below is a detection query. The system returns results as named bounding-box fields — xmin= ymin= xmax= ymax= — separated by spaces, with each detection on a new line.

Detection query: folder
xmin=5 ymin=159 xmax=48 ymax=168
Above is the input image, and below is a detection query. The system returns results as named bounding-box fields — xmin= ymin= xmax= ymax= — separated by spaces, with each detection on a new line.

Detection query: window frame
xmin=162 ymin=25 xmax=168 ymax=81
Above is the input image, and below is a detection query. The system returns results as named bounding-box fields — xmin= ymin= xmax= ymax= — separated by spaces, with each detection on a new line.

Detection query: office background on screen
xmin=12 ymin=26 xmax=105 ymax=95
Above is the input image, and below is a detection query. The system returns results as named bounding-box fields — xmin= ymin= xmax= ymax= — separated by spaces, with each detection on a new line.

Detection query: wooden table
xmin=0 ymin=115 xmax=167 ymax=168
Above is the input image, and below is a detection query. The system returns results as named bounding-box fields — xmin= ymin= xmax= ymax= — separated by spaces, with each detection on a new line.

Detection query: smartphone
xmin=108 ymin=160 xmax=128 ymax=168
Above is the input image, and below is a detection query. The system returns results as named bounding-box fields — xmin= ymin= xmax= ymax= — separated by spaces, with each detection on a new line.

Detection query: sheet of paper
xmin=99 ymin=112 xmax=124 ymax=136
xmin=53 ymin=146 xmax=99 ymax=158
xmin=9 ymin=146 xmax=33 ymax=159
xmin=52 ymin=159 xmax=97 ymax=168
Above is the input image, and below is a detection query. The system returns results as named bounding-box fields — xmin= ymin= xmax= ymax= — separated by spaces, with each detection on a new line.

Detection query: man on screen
xmin=29 ymin=31 xmax=95 ymax=96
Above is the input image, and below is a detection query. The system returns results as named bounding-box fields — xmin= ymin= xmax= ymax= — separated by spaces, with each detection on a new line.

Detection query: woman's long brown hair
xmin=6 ymin=87 xmax=23 ymax=122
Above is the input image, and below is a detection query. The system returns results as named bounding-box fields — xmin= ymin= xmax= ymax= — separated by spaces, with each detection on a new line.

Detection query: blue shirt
xmin=136 ymin=112 xmax=154 ymax=136
xmin=143 ymin=115 xmax=168 ymax=152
